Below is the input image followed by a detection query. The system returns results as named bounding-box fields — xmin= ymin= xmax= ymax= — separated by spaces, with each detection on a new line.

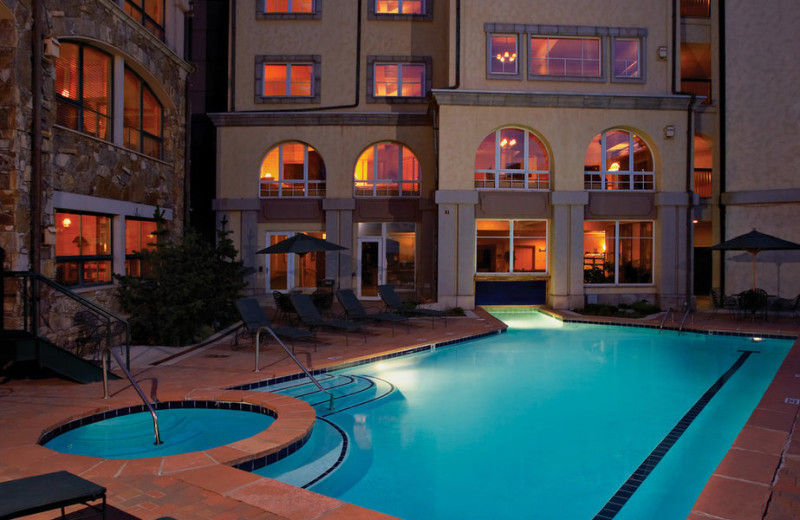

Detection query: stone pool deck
xmin=0 ymin=306 xmax=797 ymax=520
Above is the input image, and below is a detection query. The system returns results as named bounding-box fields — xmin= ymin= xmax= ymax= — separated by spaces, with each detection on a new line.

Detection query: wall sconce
xmin=658 ymin=46 xmax=668 ymax=60
xmin=43 ymin=37 xmax=60 ymax=59
xmin=663 ymin=125 xmax=676 ymax=139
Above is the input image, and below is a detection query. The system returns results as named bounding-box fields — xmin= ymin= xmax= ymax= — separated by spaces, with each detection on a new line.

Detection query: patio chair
xmin=235 ymin=298 xmax=316 ymax=353
xmin=336 ymin=288 xmax=410 ymax=335
xmin=289 ymin=293 xmax=366 ymax=344
xmin=377 ymin=284 xmax=447 ymax=328
xmin=737 ymin=288 xmax=768 ymax=321
xmin=272 ymin=291 xmax=298 ymax=324
xmin=709 ymin=288 xmax=738 ymax=318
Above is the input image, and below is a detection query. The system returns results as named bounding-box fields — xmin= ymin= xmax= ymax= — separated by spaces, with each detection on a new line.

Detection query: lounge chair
xmin=235 ymin=298 xmax=316 ymax=353
xmin=336 ymin=288 xmax=410 ymax=335
xmin=290 ymin=293 xmax=366 ymax=344
xmin=0 ymin=471 xmax=106 ymax=520
xmin=377 ymin=284 xmax=447 ymax=327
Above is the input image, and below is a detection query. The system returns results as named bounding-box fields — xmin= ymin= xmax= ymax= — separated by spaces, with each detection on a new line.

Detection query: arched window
xmin=584 ymin=129 xmax=654 ymax=190
xmin=259 ymin=142 xmax=326 ymax=197
xmin=124 ymin=67 xmax=163 ymax=159
xmin=474 ymin=128 xmax=550 ymax=190
xmin=55 ymin=41 xmax=112 ymax=141
xmin=354 ymin=142 xmax=420 ymax=197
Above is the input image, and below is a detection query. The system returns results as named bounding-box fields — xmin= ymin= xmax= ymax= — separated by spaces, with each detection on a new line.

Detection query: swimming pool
xmin=255 ymin=311 xmax=792 ymax=519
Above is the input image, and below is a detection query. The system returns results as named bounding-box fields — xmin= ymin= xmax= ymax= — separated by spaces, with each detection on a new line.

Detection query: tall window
xmin=354 ymin=143 xmax=420 ymax=197
xmin=583 ymin=221 xmax=653 ymax=284
xmin=530 ymin=37 xmax=601 ymax=78
xmin=260 ymin=142 xmax=326 ymax=197
xmin=475 ymin=128 xmax=550 ymax=190
xmin=490 ymin=34 xmax=519 ymax=75
xmin=613 ymin=39 xmax=640 ymax=79
xmin=55 ymin=42 xmax=112 ymax=140
xmin=584 ymin=129 xmax=654 ymax=190
xmin=265 ymin=0 xmax=313 ymax=12
xmin=125 ymin=219 xmax=158 ymax=277
xmin=476 ymin=220 xmax=548 ymax=274
xmin=374 ymin=63 xmax=425 ymax=97
xmin=375 ymin=0 xmax=422 ymax=14
xmin=125 ymin=0 xmax=164 ymax=40
xmin=55 ymin=212 xmax=113 ymax=287
xmin=263 ymin=63 xmax=313 ymax=97
xmin=124 ymin=68 xmax=163 ymax=159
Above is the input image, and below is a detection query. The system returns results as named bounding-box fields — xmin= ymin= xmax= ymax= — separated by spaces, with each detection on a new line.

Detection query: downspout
xmin=717 ymin=0 xmax=727 ymax=294
xmin=31 ymin=0 xmax=44 ymax=274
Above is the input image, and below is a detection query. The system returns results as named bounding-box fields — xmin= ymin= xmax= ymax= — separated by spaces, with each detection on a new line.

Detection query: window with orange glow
xmin=55 ymin=211 xmax=113 ymax=286
xmin=530 ymin=37 xmax=601 ymax=77
xmin=125 ymin=219 xmax=158 ymax=277
xmin=584 ymin=129 xmax=653 ymax=190
xmin=490 ymin=34 xmax=519 ymax=75
xmin=374 ymin=63 xmax=425 ymax=97
xmin=125 ymin=0 xmax=164 ymax=40
xmin=614 ymin=39 xmax=640 ymax=78
xmin=265 ymin=0 xmax=313 ymax=13
xmin=263 ymin=63 xmax=313 ymax=97
xmin=475 ymin=128 xmax=549 ymax=190
xmin=583 ymin=221 xmax=652 ymax=284
xmin=354 ymin=143 xmax=420 ymax=197
xmin=55 ymin=42 xmax=112 ymax=141
xmin=375 ymin=0 xmax=422 ymax=14
xmin=260 ymin=142 xmax=326 ymax=197
xmin=124 ymin=68 xmax=163 ymax=159
xmin=476 ymin=220 xmax=547 ymax=274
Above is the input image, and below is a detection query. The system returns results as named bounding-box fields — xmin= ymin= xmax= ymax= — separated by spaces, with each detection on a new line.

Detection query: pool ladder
xmin=659 ymin=306 xmax=693 ymax=334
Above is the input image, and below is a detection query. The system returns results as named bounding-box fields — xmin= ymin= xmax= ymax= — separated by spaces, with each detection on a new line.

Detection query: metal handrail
xmin=659 ymin=308 xmax=673 ymax=333
xmin=678 ymin=307 xmax=692 ymax=334
xmin=256 ymin=325 xmax=335 ymax=410
xmin=4 ymin=271 xmax=131 ymax=369
xmin=104 ymin=348 xmax=162 ymax=445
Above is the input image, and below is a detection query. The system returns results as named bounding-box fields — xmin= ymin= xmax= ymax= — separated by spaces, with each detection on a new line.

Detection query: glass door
xmin=358 ymin=238 xmax=383 ymax=299
xmin=265 ymin=233 xmax=292 ymax=292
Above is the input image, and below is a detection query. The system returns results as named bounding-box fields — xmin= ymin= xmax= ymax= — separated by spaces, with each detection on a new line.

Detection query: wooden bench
xmin=0 ymin=471 xmax=106 ymax=519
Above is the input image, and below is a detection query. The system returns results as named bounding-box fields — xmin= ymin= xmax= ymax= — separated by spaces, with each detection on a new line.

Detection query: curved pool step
xmin=260 ymin=374 xmax=394 ymax=415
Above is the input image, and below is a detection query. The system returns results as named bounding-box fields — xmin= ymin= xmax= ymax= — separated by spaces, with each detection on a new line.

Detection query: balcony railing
xmin=694 ymin=168 xmax=712 ymax=198
xmin=681 ymin=0 xmax=710 ymax=18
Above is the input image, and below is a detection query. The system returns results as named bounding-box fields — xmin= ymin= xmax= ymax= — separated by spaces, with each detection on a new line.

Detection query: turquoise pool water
xmin=43 ymin=408 xmax=275 ymax=459
xmin=256 ymin=311 xmax=792 ymax=519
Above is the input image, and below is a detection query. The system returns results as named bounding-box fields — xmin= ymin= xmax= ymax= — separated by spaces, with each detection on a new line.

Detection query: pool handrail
xmin=659 ymin=308 xmax=673 ymax=333
xmin=678 ymin=306 xmax=692 ymax=334
xmin=103 ymin=348 xmax=163 ymax=445
xmin=258 ymin=325 xmax=335 ymax=410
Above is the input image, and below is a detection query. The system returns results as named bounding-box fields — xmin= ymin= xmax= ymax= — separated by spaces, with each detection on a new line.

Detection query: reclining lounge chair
xmin=336 ymin=288 xmax=409 ymax=335
xmin=235 ymin=298 xmax=316 ymax=353
xmin=290 ymin=293 xmax=366 ymax=344
xmin=377 ymin=284 xmax=447 ymax=328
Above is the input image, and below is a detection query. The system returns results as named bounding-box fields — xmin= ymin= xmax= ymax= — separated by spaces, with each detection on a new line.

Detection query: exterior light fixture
xmin=658 ymin=46 xmax=668 ymax=59
xmin=664 ymin=125 xmax=676 ymax=139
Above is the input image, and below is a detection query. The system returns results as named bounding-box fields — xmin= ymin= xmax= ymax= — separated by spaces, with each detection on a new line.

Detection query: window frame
xmin=55 ymin=41 xmax=113 ymax=141
xmin=474 ymin=128 xmax=550 ymax=191
xmin=124 ymin=0 xmax=165 ymax=40
xmin=259 ymin=141 xmax=327 ymax=198
xmin=529 ymin=35 xmax=603 ymax=80
xmin=475 ymin=219 xmax=549 ymax=275
xmin=486 ymin=31 xmax=523 ymax=80
xmin=55 ymin=211 xmax=114 ymax=287
xmin=123 ymin=67 xmax=164 ymax=159
xmin=368 ymin=0 xmax=433 ymax=21
xmin=367 ymin=56 xmax=432 ymax=103
xmin=583 ymin=220 xmax=654 ymax=285
xmin=257 ymin=0 xmax=322 ymax=19
xmin=354 ymin=142 xmax=421 ymax=198
xmin=611 ymin=36 xmax=646 ymax=84
xmin=584 ymin=129 xmax=654 ymax=191
xmin=255 ymin=55 xmax=321 ymax=104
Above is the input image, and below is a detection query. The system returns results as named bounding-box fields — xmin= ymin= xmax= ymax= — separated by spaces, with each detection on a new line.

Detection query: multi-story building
xmin=207 ymin=0 xmax=799 ymax=311
xmin=0 ymin=0 xmax=192 ymax=311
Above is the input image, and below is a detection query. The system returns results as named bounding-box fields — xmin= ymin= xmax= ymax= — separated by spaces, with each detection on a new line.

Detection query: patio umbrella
xmin=256 ymin=233 xmax=347 ymax=289
xmin=710 ymin=228 xmax=800 ymax=290
xmin=256 ymin=233 xmax=347 ymax=256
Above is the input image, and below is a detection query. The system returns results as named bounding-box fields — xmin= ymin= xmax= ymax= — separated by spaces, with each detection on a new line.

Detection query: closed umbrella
xmin=710 ymin=229 xmax=800 ymax=290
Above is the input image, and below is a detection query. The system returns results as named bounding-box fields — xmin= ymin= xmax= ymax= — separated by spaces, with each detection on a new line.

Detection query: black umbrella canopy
xmin=711 ymin=229 xmax=800 ymax=290
xmin=256 ymin=233 xmax=347 ymax=256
